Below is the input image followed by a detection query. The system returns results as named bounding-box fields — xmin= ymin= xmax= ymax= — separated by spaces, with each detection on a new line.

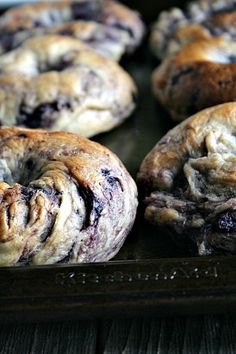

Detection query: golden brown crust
xmin=150 ymin=0 xmax=236 ymax=59
xmin=137 ymin=103 xmax=236 ymax=255
xmin=0 ymin=126 xmax=138 ymax=266
xmin=0 ymin=35 xmax=137 ymax=137
xmin=152 ymin=37 xmax=236 ymax=121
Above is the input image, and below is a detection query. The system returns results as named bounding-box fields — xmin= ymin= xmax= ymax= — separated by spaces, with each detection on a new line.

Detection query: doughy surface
xmin=151 ymin=0 xmax=236 ymax=59
xmin=0 ymin=0 xmax=144 ymax=58
xmin=0 ymin=35 xmax=137 ymax=137
xmin=152 ymin=37 xmax=236 ymax=121
xmin=0 ymin=127 xmax=138 ymax=266
xmin=0 ymin=20 xmax=131 ymax=61
xmin=137 ymin=103 xmax=236 ymax=256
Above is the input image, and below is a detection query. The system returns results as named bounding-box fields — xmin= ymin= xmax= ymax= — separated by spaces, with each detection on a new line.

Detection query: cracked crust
xmin=0 ymin=0 xmax=144 ymax=58
xmin=0 ymin=126 xmax=138 ymax=266
xmin=151 ymin=0 xmax=236 ymax=59
xmin=152 ymin=37 xmax=236 ymax=121
xmin=0 ymin=35 xmax=137 ymax=137
xmin=137 ymin=103 xmax=236 ymax=256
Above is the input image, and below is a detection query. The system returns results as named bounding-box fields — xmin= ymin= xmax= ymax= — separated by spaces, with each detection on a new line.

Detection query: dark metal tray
xmin=0 ymin=1 xmax=236 ymax=322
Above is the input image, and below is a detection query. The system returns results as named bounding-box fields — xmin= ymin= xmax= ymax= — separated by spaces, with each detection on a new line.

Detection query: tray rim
xmin=0 ymin=255 xmax=236 ymax=321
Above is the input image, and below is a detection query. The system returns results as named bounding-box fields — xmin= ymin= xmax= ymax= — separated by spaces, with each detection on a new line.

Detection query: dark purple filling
xmin=20 ymin=186 xmax=61 ymax=203
xmin=39 ymin=212 xmax=57 ymax=242
xmin=78 ymin=186 xmax=104 ymax=228
xmin=20 ymin=186 xmax=35 ymax=202
xmin=57 ymin=243 xmax=75 ymax=263
xmin=18 ymin=100 xmax=72 ymax=129
xmin=16 ymin=186 xmax=61 ymax=253
xmin=18 ymin=211 xmax=57 ymax=264
xmin=71 ymin=2 xmax=101 ymax=21
xmin=228 ymin=55 xmax=236 ymax=63
xmin=58 ymin=29 xmax=74 ymax=37
xmin=18 ymin=104 xmax=56 ymax=128
xmin=0 ymin=32 xmax=16 ymax=52
xmin=33 ymin=20 xmax=46 ymax=28
xmin=213 ymin=212 xmax=236 ymax=233
xmin=132 ymin=91 xmax=138 ymax=104
xmin=101 ymin=168 xmax=120 ymax=188
xmin=171 ymin=66 xmax=194 ymax=86
xmin=112 ymin=23 xmax=134 ymax=39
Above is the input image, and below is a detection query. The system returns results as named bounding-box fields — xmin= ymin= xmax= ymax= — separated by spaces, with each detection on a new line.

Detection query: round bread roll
xmin=0 ymin=20 xmax=131 ymax=61
xmin=0 ymin=0 xmax=144 ymax=58
xmin=152 ymin=37 xmax=236 ymax=122
xmin=0 ymin=35 xmax=137 ymax=137
xmin=0 ymin=127 xmax=138 ymax=266
xmin=137 ymin=103 xmax=236 ymax=256
xmin=150 ymin=0 xmax=236 ymax=59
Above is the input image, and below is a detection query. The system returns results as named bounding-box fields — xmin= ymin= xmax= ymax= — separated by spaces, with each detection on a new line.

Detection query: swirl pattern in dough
xmin=151 ymin=0 xmax=236 ymax=59
xmin=152 ymin=37 xmax=236 ymax=121
xmin=137 ymin=103 xmax=236 ymax=256
xmin=0 ymin=0 xmax=145 ymax=59
xmin=0 ymin=127 xmax=138 ymax=266
xmin=0 ymin=35 xmax=137 ymax=137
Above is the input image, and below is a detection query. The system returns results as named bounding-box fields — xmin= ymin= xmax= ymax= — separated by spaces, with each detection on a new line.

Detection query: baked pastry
xmin=151 ymin=0 xmax=236 ymax=59
xmin=152 ymin=37 xmax=236 ymax=122
xmin=0 ymin=21 xmax=131 ymax=61
xmin=137 ymin=103 xmax=236 ymax=256
xmin=0 ymin=0 xmax=144 ymax=58
xmin=0 ymin=126 xmax=138 ymax=266
xmin=0 ymin=35 xmax=137 ymax=137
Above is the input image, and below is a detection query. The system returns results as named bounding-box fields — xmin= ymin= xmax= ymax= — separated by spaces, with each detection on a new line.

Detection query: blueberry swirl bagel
xmin=0 ymin=0 xmax=144 ymax=59
xmin=151 ymin=0 xmax=236 ymax=59
xmin=0 ymin=21 xmax=132 ymax=61
xmin=0 ymin=35 xmax=136 ymax=137
xmin=0 ymin=127 xmax=138 ymax=266
xmin=137 ymin=103 xmax=236 ymax=256
xmin=152 ymin=37 xmax=236 ymax=122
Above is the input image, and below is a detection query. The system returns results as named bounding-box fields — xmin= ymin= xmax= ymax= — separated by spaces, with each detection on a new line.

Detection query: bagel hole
xmin=40 ymin=57 xmax=73 ymax=73
xmin=17 ymin=158 xmax=44 ymax=186
xmin=0 ymin=156 xmax=43 ymax=187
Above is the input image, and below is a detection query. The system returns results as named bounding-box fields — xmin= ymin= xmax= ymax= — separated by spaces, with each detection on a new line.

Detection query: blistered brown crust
xmin=0 ymin=126 xmax=138 ymax=266
xmin=0 ymin=35 xmax=137 ymax=137
xmin=0 ymin=0 xmax=144 ymax=56
xmin=137 ymin=103 xmax=236 ymax=255
xmin=150 ymin=0 xmax=236 ymax=59
xmin=152 ymin=37 xmax=236 ymax=121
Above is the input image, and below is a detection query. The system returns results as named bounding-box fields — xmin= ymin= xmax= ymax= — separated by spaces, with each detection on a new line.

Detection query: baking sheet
xmin=0 ymin=0 xmax=235 ymax=321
